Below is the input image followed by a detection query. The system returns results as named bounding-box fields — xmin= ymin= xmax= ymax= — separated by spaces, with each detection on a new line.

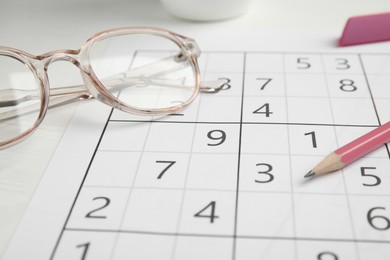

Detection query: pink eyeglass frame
xmin=0 ymin=27 xmax=225 ymax=149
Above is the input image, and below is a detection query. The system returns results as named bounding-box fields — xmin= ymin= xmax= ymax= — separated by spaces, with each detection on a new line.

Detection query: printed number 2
xmin=85 ymin=197 xmax=110 ymax=219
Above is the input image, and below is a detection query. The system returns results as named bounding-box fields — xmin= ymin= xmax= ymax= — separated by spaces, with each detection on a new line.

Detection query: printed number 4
xmin=253 ymin=103 xmax=273 ymax=117
xmin=194 ymin=201 xmax=219 ymax=223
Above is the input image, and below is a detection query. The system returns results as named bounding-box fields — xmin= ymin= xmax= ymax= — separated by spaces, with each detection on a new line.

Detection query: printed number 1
xmin=76 ymin=242 xmax=90 ymax=260
xmin=304 ymin=131 xmax=317 ymax=148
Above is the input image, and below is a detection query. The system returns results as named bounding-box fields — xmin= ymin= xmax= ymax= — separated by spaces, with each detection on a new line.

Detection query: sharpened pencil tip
xmin=304 ymin=170 xmax=315 ymax=178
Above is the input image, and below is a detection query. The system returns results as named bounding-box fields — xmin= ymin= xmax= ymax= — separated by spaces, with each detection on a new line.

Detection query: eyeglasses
xmin=0 ymin=27 xmax=225 ymax=149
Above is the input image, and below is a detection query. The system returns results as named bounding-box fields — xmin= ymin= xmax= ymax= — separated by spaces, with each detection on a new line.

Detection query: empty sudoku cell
xmin=197 ymin=96 xmax=242 ymax=123
xmin=361 ymin=54 xmax=390 ymax=74
xmin=287 ymin=97 xmax=333 ymax=124
xmin=326 ymin=75 xmax=370 ymax=98
xmin=322 ymin=54 xmax=363 ymax=74
xmin=368 ymin=75 xmax=390 ymax=98
xmin=66 ymin=187 xmax=130 ymax=230
xmin=133 ymin=152 xmax=189 ymax=189
xmin=375 ymin=99 xmax=390 ymax=123
xmin=121 ymin=189 xmax=182 ymax=233
xmin=112 ymin=233 xmax=175 ymax=260
xmin=349 ymin=195 xmax=390 ymax=241
xmin=173 ymin=236 xmax=233 ymax=260
xmin=343 ymin=158 xmax=390 ymax=195
xmin=244 ymin=73 xmax=285 ymax=97
xmin=358 ymin=242 xmax=390 ymax=260
xmin=204 ymin=52 xmax=244 ymax=73
xmin=243 ymin=97 xmax=287 ymax=123
xmin=144 ymin=122 xmax=195 ymax=152
xmin=239 ymin=154 xmax=291 ymax=192
xmin=284 ymin=54 xmax=323 ymax=74
xmin=203 ymin=72 xmax=243 ymax=96
xmin=285 ymin=74 xmax=328 ymax=97
xmin=99 ymin=122 xmax=150 ymax=151
xmin=241 ymin=124 xmax=289 ymax=154
xmin=235 ymin=238 xmax=295 ymax=260
xmin=290 ymin=155 xmax=346 ymax=194
xmin=288 ymin=125 xmax=337 ymax=156
xmin=178 ymin=190 xmax=236 ymax=235
xmin=296 ymin=240 xmax=357 ymax=260
xmin=294 ymin=194 xmax=354 ymax=239
xmin=186 ymin=153 xmax=238 ymax=191
xmin=191 ymin=123 xmax=239 ymax=153
xmin=54 ymin=230 xmax=116 ymax=260
xmin=84 ymin=151 xmax=140 ymax=187
xmin=245 ymin=53 xmax=284 ymax=73
xmin=237 ymin=192 xmax=294 ymax=237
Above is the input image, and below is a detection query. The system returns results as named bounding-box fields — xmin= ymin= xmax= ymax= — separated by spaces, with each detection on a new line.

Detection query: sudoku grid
xmin=52 ymin=52 xmax=390 ymax=260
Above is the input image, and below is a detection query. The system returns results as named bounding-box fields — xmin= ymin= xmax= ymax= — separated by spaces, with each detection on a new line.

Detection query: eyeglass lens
xmin=89 ymin=33 xmax=197 ymax=111
xmin=0 ymin=55 xmax=41 ymax=144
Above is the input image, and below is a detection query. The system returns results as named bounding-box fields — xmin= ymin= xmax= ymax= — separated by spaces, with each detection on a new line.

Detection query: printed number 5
xmin=297 ymin=57 xmax=311 ymax=69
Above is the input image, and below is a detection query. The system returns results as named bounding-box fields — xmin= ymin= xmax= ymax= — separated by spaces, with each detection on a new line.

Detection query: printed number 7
xmin=156 ymin=160 xmax=176 ymax=179
xmin=256 ymin=78 xmax=272 ymax=90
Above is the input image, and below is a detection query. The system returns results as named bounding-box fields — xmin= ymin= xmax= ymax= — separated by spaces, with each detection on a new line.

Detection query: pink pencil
xmin=305 ymin=121 xmax=390 ymax=178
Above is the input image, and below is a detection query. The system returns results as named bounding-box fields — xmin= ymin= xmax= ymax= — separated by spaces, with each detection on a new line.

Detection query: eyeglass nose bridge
xmin=37 ymin=49 xmax=101 ymax=100
xmin=37 ymin=49 xmax=82 ymax=72
xmin=34 ymin=49 xmax=131 ymax=112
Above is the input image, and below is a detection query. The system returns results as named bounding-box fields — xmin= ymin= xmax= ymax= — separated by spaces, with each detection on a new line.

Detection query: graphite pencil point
xmin=304 ymin=170 xmax=315 ymax=178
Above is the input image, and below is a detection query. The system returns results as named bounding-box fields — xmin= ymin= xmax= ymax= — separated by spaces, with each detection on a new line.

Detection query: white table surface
xmin=1 ymin=0 xmax=389 ymax=257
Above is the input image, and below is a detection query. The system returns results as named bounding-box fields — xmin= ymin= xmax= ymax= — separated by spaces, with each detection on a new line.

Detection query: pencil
xmin=305 ymin=121 xmax=390 ymax=178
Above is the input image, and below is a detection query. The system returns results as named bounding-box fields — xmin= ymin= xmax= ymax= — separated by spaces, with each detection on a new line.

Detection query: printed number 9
xmin=317 ymin=251 xmax=338 ymax=260
xmin=207 ymin=130 xmax=226 ymax=146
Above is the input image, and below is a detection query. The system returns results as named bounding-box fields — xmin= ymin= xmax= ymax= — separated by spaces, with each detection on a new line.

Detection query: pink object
xmin=338 ymin=12 xmax=390 ymax=46
xmin=336 ymin=121 xmax=390 ymax=164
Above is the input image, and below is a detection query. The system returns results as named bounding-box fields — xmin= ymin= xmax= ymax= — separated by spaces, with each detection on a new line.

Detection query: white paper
xmin=3 ymin=50 xmax=390 ymax=260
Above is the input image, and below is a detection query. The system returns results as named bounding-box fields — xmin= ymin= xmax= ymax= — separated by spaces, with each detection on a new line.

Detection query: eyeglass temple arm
xmin=0 ymin=78 xmax=225 ymax=121
xmin=0 ymin=52 xmax=227 ymax=106
xmin=0 ymin=76 xmax=226 ymax=108
xmin=0 ymin=57 xmax=227 ymax=120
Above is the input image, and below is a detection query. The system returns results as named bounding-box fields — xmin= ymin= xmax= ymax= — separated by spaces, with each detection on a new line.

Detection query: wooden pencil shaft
xmin=336 ymin=121 xmax=390 ymax=164
xmin=312 ymin=152 xmax=345 ymax=175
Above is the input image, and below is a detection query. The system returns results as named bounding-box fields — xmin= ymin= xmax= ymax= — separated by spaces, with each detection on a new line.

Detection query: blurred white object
xmin=160 ymin=0 xmax=254 ymax=21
